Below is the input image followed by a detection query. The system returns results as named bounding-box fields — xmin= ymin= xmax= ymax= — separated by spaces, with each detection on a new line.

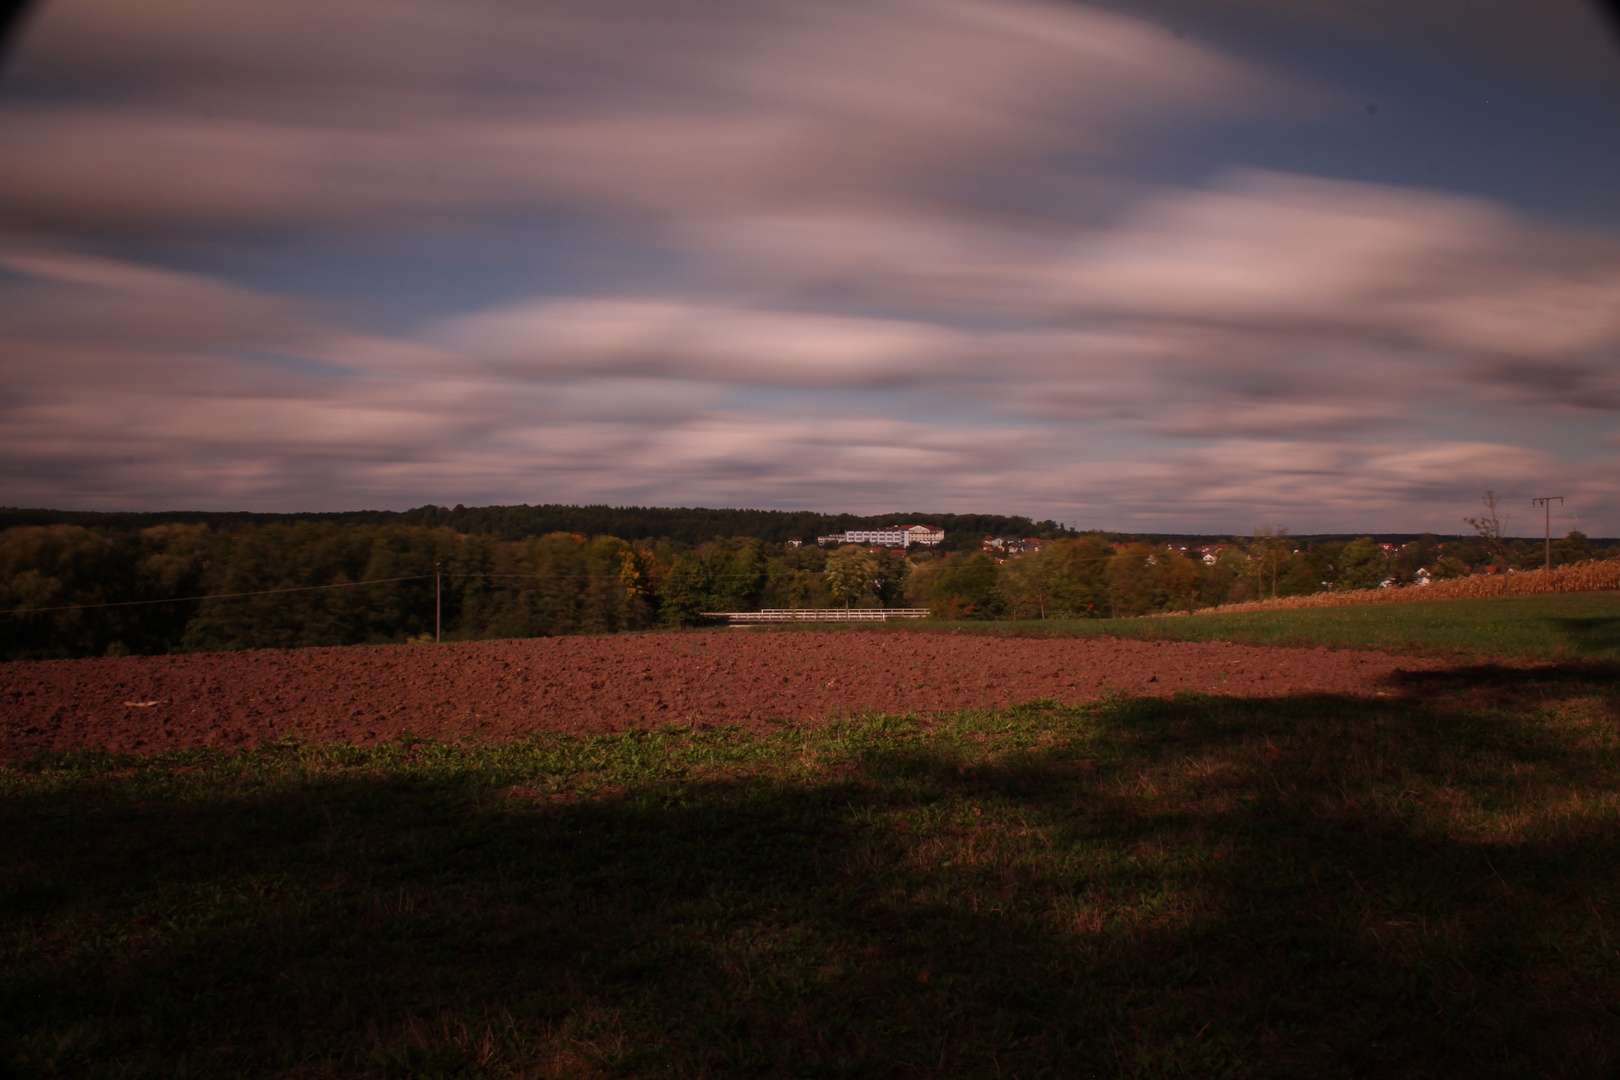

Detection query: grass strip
xmin=863 ymin=591 xmax=1620 ymax=661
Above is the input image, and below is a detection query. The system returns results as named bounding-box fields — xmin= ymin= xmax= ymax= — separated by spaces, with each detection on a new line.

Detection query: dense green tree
xmin=762 ymin=545 xmax=828 ymax=608
xmin=181 ymin=523 xmax=442 ymax=651
xmin=998 ymin=551 xmax=1058 ymax=618
xmin=0 ymin=525 xmax=135 ymax=658
xmin=1335 ymin=538 xmax=1389 ymax=592
xmin=1106 ymin=543 xmax=1167 ymax=617
xmin=1554 ymin=530 xmax=1593 ymax=567
xmin=704 ymin=538 xmax=769 ymax=612
xmin=657 ymin=552 xmax=711 ymax=626
xmin=1202 ymin=548 xmax=1256 ymax=607
xmin=1037 ymin=537 xmax=1114 ymax=618
xmin=1436 ymin=540 xmax=1487 ymax=572
xmin=926 ymin=551 xmax=1002 ymax=619
xmin=1548 ymin=531 xmax=1587 ymax=569
xmin=870 ymin=549 xmax=910 ymax=607
xmin=1430 ymin=556 xmax=1471 ymax=580
xmin=1276 ymin=552 xmax=1326 ymax=596
xmin=1388 ymin=535 xmax=1437 ymax=584
xmin=497 ymin=534 xmax=622 ymax=637
xmin=823 ymin=546 xmax=875 ymax=608
xmin=0 ymin=523 xmax=222 ymax=657
xmin=1247 ymin=527 xmax=1292 ymax=600
xmin=1506 ymin=539 xmax=1540 ymax=571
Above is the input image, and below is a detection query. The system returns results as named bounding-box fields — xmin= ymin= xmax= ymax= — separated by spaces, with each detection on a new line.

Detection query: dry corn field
xmin=1170 ymin=557 xmax=1620 ymax=617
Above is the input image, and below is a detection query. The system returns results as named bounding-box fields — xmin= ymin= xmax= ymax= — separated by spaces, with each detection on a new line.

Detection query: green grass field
xmin=898 ymin=592 xmax=1620 ymax=661
xmin=6 ymin=665 xmax=1620 ymax=1077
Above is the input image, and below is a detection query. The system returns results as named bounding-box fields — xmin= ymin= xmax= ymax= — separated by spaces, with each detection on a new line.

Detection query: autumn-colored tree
xmin=1157 ymin=549 xmax=1205 ymax=611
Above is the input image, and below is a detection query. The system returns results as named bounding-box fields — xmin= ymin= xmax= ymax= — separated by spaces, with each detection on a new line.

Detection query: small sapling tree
xmin=1464 ymin=489 xmax=1511 ymax=567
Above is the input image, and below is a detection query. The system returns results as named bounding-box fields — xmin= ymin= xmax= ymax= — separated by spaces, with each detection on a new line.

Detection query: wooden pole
xmin=1532 ymin=497 xmax=1564 ymax=572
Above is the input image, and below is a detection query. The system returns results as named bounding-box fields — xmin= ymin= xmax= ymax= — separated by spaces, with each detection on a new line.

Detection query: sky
xmin=1 ymin=0 xmax=1619 ymax=535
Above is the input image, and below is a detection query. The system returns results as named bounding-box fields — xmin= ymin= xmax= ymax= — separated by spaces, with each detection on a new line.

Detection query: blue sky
xmin=2 ymin=0 xmax=1618 ymax=535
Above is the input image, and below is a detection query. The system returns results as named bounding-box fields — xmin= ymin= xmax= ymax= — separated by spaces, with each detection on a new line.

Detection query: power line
xmin=0 ymin=568 xmax=830 ymax=615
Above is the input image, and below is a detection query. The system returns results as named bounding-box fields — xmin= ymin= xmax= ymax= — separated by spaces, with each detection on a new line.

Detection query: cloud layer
xmin=1 ymin=0 xmax=1617 ymax=533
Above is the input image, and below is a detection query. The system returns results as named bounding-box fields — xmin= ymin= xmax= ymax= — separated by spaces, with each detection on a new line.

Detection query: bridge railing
xmin=700 ymin=608 xmax=932 ymax=624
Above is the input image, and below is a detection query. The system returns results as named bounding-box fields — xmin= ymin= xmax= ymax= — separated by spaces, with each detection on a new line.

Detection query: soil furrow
xmin=1 ymin=630 xmax=1476 ymax=756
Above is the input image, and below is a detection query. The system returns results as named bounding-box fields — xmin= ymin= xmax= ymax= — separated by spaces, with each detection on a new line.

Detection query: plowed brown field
xmin=1 ymin=630 xmax=1495 ymax=757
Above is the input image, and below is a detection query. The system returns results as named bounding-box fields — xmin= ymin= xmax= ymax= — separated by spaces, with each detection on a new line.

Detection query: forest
xmin=0 ymin=504 xmax=1074 ymax=549
xmin=1 ymin=513 xmax=1610 ymax=660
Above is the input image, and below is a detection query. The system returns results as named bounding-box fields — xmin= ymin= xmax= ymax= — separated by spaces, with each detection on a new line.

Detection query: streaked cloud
xmin=0 ymin=0 xmax=1259 ymax=233
xmin=439 ymin=300 xmax=968 ymax=388
xmin=0 ymin=0 xmax=1616 ymax=532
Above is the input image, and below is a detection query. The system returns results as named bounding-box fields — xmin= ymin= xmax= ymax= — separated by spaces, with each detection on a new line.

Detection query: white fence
xmin=701 ymin=608 xmax=932 ymax=624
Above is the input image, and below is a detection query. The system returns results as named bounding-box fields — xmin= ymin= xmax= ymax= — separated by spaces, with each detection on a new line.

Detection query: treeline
xmin=0 ymin=504 xmax=1077 ymax=549
xmin=2 ymin=521 xmax=1612 ymax=660
xmin=0 ymin=523 xmax=883 ymax=659
xmin=0 ymin=523 xmax=652 ymax=660
xmin=915 ymin=531 xmax=1615 ymax=621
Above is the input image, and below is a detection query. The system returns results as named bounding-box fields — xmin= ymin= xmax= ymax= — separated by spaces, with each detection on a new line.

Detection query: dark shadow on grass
xmin=1384 ymin=660 xmax=1620 ymax=706
xmin=4 ymin=691 xmax=1620 ymax=1078
xmin=1548 ymin=616 xmax=1620 ymax=656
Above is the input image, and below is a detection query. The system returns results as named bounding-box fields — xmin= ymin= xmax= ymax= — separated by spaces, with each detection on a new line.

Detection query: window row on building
xmin=814 ymin=525 xmax=946 ymax=548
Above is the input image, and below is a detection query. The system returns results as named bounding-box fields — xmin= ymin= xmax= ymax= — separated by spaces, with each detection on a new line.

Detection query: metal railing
xmin=700 ymin=608 xmax=932 ymax=623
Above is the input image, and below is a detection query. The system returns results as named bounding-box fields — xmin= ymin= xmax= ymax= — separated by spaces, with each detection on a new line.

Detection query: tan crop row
xmin=1169 ymin=559 xmax=1620 ymax=617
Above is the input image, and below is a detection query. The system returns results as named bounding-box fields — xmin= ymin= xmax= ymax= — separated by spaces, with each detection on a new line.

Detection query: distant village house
xmin=982 ymin=536 xmax=1043 ymax=554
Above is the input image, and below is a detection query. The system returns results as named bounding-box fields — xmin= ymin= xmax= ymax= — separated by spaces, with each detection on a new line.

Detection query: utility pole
xmin=1263 ymin=531 xmax=1276 ymax=599
xmin=1531 ymin=497 xmax=1563 ymax=572
xmin=435 ymin=561 xmax=442 ymax=643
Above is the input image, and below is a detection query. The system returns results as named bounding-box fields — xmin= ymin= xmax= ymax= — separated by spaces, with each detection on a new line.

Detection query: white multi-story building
xmin=902 ymin=524 xmax=946 ymax=546
xmin=818 ymin=524 xmax=945 ymax=548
